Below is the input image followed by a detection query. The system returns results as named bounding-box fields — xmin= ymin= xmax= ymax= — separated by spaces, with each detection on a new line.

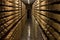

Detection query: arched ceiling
xmin=22 ymin=0 xmax=35 ymax=4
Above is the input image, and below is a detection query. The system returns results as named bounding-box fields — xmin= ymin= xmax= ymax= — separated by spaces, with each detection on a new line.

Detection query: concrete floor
xmin=20 ymin=18 xmax=47 ymax=40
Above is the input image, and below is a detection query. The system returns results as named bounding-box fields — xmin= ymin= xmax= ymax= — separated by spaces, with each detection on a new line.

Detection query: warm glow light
xmin=28 ymin=0 xmax=30 ymax=4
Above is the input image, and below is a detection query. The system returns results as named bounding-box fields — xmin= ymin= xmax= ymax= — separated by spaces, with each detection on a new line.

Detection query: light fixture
xmin=28 ymin=0 xmax=30 ymax=4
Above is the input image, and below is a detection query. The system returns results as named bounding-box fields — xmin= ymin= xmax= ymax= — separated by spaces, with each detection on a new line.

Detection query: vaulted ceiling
xmin=22 ymin=0 xmax=35 ymax=4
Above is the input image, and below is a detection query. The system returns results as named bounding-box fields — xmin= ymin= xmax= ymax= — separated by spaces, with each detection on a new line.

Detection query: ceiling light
xmin=28 ymin=0 xmax=30 ymax=4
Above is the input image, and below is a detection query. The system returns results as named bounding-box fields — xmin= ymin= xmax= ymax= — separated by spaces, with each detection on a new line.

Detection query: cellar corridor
xmin=0 ymin=0 xmax=60 ymax=40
